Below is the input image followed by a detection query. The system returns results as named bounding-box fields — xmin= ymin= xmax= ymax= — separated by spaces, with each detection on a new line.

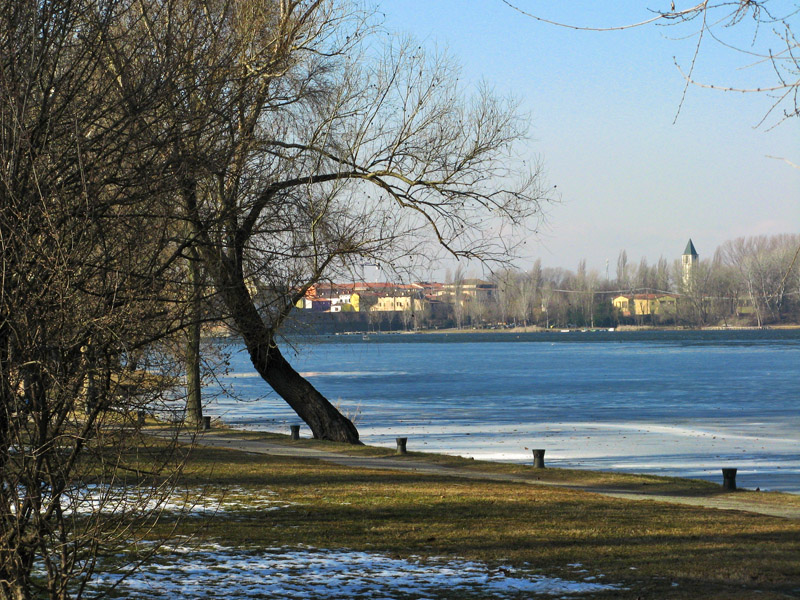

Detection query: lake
xmin=205 ymin=329 xmax=800 ymax=493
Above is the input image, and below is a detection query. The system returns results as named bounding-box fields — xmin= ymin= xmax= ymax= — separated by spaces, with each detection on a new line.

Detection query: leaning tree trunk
xmin=202 ymin=249 xmax=360 ymax=443
xmin=253 ymin=339 xmax=360 ymax=443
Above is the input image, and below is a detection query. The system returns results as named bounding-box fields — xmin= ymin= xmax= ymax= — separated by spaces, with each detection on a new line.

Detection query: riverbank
xmin=181 ymin=426 xmax=800 ymax=519
xmin=209 ymin=320 xmax=800 ymax=339
xmin=131 ymin=426 xmax=800 ymax=599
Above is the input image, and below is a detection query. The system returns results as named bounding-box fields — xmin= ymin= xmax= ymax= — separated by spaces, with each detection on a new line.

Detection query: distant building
xmin=682 ymin=239 xmax=699 ymax=291
xmin=442 ymin=279 xmax=496 ymax=304
xmin=612 ymin=295 xmax=631 ymax=315
xmin=372 ymin=295 xmax=424 ymax=312
xmin=296 ymin=281 xmax=429 ymax=313
xmin=305 ymin=298 xmax=331 ymax=312
xmin=613 ymin=294 xmax=678 ymax=317
xmin=330 ymin=292 xmax=359 ymax=312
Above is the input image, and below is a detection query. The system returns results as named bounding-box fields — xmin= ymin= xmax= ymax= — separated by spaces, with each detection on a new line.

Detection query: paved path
xmin=185 ymin=431 xmax=800 ymax=520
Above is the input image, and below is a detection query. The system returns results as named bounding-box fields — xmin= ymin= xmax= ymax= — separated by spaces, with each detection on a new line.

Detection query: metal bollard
xmin=396 ymin=437 xmax=408 ymax=454
xmin=532 ymin=449 xmax=546 ymax=469
xmin=290 ymin=424 xmax=301 ymax=440
xmin=722 ymin=468 xmax=737 ymax=491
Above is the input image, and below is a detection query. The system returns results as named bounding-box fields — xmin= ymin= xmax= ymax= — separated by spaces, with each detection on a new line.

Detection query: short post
xmin=290 ymin=424 xmax=301 ymax=441
xmin=396 ymin=437 xmax=408 ymax=454
xmin=137 ymin=410 xmax=146 ymax=426
xmin=722 ymin=468 xmax=737 ymax=491
xmin=202 ymin=415 xmax=211 ymax=431
xmin=532 ymin=449 xmax=546 ymax=469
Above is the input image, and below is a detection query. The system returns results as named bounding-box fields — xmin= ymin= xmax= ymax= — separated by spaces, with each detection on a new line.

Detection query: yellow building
xmin=613 ymin=294 xmax=678 ymax=317
xmin=442 ymin=279 xmax=496 ymax=303
xmin=349 ymin=292 xmax=360 ymax=312
xmin=372 ymin=295 xmax=423 ymax=312
xmin=612 ymin=295 xmax=631 ymax=315
xmin=330 ymin=293 xmax=360 ymax=312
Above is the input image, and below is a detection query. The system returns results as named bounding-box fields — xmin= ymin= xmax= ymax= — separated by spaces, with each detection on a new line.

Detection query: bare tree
xmin=0 ymin=1 xmax=195 ymax=597
xmin=450 ymin=266 xmax=467 ymax=330
xmin=719 ymin=234 xmax=800 ymax=324
xmin=102 ymin=0 xmax=550 ymax=442
xmin=654 ymin=256 xmax=672 ymax=293
xmin=502 ymin=1 xmax=799 ymax=127
xmin=184 ymin=249 xmax=207 ymax=428
xmin=616 ymin=250 xmax=631 ymax=291
xmin=491 ymin=269 xmax=515 ymax=325
xmin=675 ymin=257 xmax=713 ymax=326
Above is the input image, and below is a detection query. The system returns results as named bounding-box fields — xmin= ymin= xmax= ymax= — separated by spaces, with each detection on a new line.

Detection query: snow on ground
xmin=58 ymin=484 xmax=289 ymax=517
xmin=91 ymin=543 xmax=623 ymax=599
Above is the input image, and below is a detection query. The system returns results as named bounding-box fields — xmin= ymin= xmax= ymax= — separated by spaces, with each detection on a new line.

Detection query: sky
xmin=378 ymin=1 xmax=800 ymax=278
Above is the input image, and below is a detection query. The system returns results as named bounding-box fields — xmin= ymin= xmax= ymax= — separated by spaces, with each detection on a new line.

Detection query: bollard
xmin=137 ymin=410 xmax=146 ymax=426
xmin=722 ymin=468 xmax=737 ymax=491
xmin=532 ymin=449 xmax=546 ymax=469
xmin=202 ymin=416 xmax=211 ymax=431
xmin=396 ymin=437 xmax=408 ymax=454
xmin=290 ymin=424 xmax=301 ymax=440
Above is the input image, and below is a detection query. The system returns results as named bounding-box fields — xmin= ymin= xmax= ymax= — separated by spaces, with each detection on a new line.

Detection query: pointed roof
xmin=683 ymin=239 xmax=698 ymax=257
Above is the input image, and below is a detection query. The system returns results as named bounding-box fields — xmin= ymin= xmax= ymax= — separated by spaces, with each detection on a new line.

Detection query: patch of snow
xmin=41 ymin=484 xmax=288 ymax=517
xmin=91 ymin=543 xmax=623 ymax=598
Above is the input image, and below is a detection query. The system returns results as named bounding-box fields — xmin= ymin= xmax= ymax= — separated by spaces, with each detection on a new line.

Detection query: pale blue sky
xmin=381 ymin=1 xmax=800 ymax=276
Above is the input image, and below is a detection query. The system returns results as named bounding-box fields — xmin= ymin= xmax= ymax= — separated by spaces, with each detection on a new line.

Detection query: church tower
xmin=681 ymin=239 xmax=698 ymax=290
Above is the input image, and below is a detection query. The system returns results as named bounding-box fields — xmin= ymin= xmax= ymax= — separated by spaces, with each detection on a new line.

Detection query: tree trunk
xmin=185 ymin=316 xmax=202 ymax=427
xmin=185 ymin=251 xmax=203 ymax=428
xmin=202 ymin=249 xmax=360 ymax=443
xmin=254 ymin=341 xmax=360 ymax=443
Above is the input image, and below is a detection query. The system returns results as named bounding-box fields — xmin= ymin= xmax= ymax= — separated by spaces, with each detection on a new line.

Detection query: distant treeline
xmin=280 ymin=233 xmax=800 ymax=331
xmin=482 ymin=233 xmax=800 ymax=329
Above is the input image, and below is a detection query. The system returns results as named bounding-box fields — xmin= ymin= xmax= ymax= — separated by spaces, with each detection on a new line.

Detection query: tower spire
xmin=682 ymin=239 xmax=698 ymax=290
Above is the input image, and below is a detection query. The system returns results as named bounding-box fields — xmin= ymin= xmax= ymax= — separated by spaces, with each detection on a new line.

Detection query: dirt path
xmin=186 ymin=431 xmax=800 ymax=520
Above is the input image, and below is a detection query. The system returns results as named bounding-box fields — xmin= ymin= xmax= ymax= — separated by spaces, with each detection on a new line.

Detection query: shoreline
xmin=187 ymin=424 xmax=800 ymax=512
xmin=413 ymin=323 xmax=800 ymax=334
xmin=212 ymin=419 xmax=800 ymax=495
xmin=206 ymin=322 xmax=800 ymax=339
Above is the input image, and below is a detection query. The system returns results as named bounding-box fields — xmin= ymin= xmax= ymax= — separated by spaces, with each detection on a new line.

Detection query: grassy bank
xmin=135 ymin=432 xmax=800 ymax=599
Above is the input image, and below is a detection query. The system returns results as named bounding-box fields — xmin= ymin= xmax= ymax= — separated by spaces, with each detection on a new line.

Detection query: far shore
xmin=204 ymin=321 xmax=800 ymax=338
xmin=412 ymin=323 xmax=800 ymax=334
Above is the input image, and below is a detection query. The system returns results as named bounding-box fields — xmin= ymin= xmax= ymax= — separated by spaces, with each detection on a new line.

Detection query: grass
xmin=131 ymin=431 xmax=800 ymax=600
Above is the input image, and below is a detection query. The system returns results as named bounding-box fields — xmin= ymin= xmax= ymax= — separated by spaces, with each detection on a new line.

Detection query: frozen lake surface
xmin=206 ymin=330 xmax=800 ymax=493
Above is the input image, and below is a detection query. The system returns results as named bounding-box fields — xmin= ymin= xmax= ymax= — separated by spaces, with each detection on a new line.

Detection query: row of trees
xmin=476 ymin=234 xmax=800 ymax=329
xmin=300 ymin=233 xmax=799 ymax=331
